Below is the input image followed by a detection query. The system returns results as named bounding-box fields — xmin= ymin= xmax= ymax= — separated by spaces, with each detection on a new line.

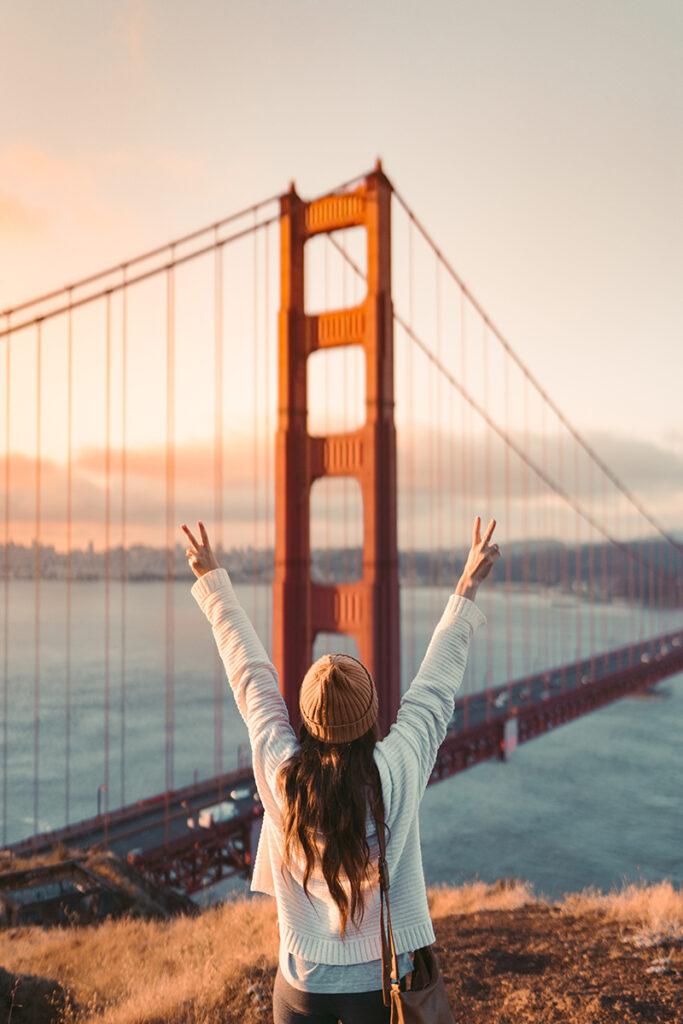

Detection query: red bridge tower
xmin=273 ymin=166 xmax=400 ymax=736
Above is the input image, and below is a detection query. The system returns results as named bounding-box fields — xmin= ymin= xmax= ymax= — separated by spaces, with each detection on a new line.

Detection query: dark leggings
xmin=272 ymin=966 xmax=396 ymax=1024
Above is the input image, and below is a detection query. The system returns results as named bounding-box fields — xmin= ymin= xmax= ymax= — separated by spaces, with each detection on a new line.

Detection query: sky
xmin=1 ymin=0 xmax=682 ymax=548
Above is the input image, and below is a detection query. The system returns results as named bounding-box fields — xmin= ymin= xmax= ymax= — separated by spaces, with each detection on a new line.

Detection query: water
xmin=2 ymin=579 xmax=681 ymax=898
xmin=420 ymin=675 xmax=683 ymax=898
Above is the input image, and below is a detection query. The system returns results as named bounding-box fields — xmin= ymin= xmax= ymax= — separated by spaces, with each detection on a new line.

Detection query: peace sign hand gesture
xmin=181 ymin=521 xmax=220 ymax=579
xmin=455 ymin=516 xmax=501 ymax=601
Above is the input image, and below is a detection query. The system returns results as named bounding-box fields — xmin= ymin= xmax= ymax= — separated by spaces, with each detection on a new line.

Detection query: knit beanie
xmin=299 ymin=653 xmax=379 ymax=743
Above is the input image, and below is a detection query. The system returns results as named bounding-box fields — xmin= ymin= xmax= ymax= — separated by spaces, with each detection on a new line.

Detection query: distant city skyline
xmin=4 ymin=535 xmax=681 ymax=606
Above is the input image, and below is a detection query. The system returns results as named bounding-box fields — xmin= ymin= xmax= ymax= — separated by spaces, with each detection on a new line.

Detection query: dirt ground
xmin=234 ymin=904 xmax=683 ymax=1023
xmin=434 ymin=904 xmax=682 ymax=1024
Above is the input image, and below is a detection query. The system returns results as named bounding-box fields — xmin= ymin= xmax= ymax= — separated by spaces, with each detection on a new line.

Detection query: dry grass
xmin=561 ymin=879 xmax=683 ymax=947
xmin=0 ymin=892 xmax=278 ymax=1023
xmin=0 ymin=841 xmax=75 ymax=875
xmin=1 ymin=879 xmax=680 ymax=1022
xmin=427 ymin=876 xmax=536 ymax=919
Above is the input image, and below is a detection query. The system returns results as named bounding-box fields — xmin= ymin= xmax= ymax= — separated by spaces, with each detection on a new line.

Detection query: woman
xmin=182 ymin=516 xmax=500 ymax=1024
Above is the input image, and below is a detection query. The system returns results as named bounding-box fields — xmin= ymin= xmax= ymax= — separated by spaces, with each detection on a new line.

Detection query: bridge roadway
xmin=6 ymin=629 xmax=682 ymax=893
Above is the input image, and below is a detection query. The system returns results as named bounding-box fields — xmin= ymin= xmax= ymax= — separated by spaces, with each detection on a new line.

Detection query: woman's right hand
xmin=181 ymin=521 xmax=220 ymax=579
xmin=454 ymin=516 xmax=501 ymax=601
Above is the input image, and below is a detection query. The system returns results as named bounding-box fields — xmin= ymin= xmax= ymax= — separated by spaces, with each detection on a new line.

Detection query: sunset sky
xmin=1 ymin=0 xmax=682 ymax=549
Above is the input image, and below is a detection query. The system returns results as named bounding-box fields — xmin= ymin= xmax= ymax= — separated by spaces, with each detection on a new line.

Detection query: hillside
xmin=0 ymin=878 xmax=681 ymax=1023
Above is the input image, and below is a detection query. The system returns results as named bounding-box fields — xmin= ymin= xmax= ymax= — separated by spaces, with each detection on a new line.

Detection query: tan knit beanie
xmin=299 ymin=653 xmax=379 ymax=743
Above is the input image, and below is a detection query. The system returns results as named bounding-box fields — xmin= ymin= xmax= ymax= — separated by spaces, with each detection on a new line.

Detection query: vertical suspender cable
xmin=649 ymin=535 xmax=656 ymax=657
xmin=601 ymin=469 xmax=609 ymax=675
xmin=558 ymin=427 xmax=567 ymax=691
xmin=342 ymin=229 xmax=349 ymax=584
xmin=66 ymin=294 xmax=73 ymax=826
xmin=466 ymin=307 xmax=480 ymax=711
xmin=626 ymin=509 xmax=635 ymax=663
xmin=460 ymin=289 xmax=471 ymax=726
xmin=428 ymin=257 xmax=436 ymax=627
xmin=638 ymin=520 xmax=646 ymax=652
xmin=2 ymin=315 xmax=10 ymax=846
xmin=540 ymin=396 xmax=548 ymax=671
xmin=448 ymin=295 xmax=455 ymax=590
xmin=214 ymin=235 xmax=224 ymax=791
xmin=521 ymin=376 xmax=530 ymax=685
xmin=549 ymin=419 xmax=558 ymax=670
xmin=406 ymin=220 xmax=415 ymax=681
xmin=449 ymin=298 xmax=455 ymax=600
xmin=120 ymin=270 xmax=128 ymax=807
xmin=324 ymin=238 xmax=330 ymax=583
xmin=165 ymin=256 xmax=176 ymax=841
xmin=104 ymin=293 xmax=111 ymax=837
xmin=574 ymin=444 xmax=582 ymax=673
xmin=264 ymin=223 xmax=272 ymax=644
xmin=482 ymin=323 xmax=493 ymax=690
xmin=351 ymin=232 xmax=360 ymax=580
xmin=588 ymin=459 xmax=595 ymax=678
xmin=614 ymin=489 xmax=621 ymax=666
xmin=253 ymin=220 xmax=260 ymax=627
xmin=34 ymin=321 xmax=42 ymax=840
xmin=535 ymin=393 xmax=543 ymax=672
xmin=435 ymin=256 xmax=442 ymax=602
xmin=616 ymin=492 xmax=626 ymax=666
xmin=504 ymin=351 xmax=512 ymax=693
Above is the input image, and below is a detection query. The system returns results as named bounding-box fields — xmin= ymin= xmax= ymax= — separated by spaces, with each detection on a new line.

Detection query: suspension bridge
xmin=1 ymin=163 xmax=681 ymax=895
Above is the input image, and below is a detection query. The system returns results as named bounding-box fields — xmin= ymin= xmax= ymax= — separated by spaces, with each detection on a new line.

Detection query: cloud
xmin=0 ymin=138 xmax=217 ymax=311
xmin=661 ymin=430 xmax=683 ymax=453
xmin=0 ymin=140 xmax=136 ymax=280
xmin=2 ymin=427 xmax=682 ymax=552
xmin=0 ymin=189 xmax=47 ymax=237
xmin=0 ymin=436 xmax=269 ymax=548
xmin=0 ymin=141 xmax=96 ymax=199
xmin=585 ymin=432 xmax=683 ymax=498
xmin=398 ymin=426 xmax=683 ymax=504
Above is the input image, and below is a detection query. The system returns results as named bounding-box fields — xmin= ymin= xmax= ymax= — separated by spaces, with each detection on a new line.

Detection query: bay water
xmin=2 ymin=579 xmax=681 ymax=899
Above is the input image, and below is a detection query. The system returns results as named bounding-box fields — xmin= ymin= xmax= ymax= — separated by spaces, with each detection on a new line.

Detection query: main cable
xmin=390 ymin=184 xmax=683 ymax=560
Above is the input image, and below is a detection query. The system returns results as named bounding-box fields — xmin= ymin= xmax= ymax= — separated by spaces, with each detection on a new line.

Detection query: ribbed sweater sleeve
xmin=191 ymin=568 xmax=297 ymax=819
xmin=376 ymin=594 xmax=486 ymax=838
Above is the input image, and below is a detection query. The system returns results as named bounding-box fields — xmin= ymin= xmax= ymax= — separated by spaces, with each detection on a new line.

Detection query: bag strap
xmin=374 ymin=808 xmax=401 ymax=1006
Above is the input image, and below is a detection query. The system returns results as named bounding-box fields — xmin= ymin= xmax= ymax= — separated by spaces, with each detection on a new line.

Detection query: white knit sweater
xmin=192 ymin=568 xmax=485 ymax=965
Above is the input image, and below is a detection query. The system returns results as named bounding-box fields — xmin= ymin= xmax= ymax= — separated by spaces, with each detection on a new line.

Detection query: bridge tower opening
xmin=273 ymin=165 xmax=400 ymax=736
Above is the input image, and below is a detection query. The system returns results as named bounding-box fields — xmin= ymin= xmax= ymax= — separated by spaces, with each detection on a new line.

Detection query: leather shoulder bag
xmin=375 ymin=812 xmax=456 ymax=1024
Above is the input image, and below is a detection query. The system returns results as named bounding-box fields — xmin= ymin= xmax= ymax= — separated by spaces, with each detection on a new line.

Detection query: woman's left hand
xmin=181 ymin=521 xmax=220 ymax=579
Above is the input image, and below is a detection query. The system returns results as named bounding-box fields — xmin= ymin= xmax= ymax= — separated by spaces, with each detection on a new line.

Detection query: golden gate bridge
xmin=1 ymin=163 xmax=682 ymax=894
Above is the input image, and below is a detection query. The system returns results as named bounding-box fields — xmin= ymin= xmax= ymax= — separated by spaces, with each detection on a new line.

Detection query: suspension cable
xmin=1 ymin=195 xmax=283 ymax=320
xmin=2 ymin=315 xmax=10 ymax=846
xmin=34 ymin=321 xmax=42 ymax=839
xmin=104 ymin=292 xmax=112 ymax=840
xmin=253 ymin=216 xmax=260 ymax=629
xmin=165 ymin=257 xmax=176 ymax=842
xmin=0 ymin=215 xmax=281 ymax=342
xmin=121 ymin=269 xmax=128 ymax=808
xmin=390 ymin=184 xmax=683 ymax=559
xmin=326 ymin=233 xmax=680 ymax=597
xmin=66 ymin=293 xmax=73 ymax=826
xmin=406 ymin=220 xmax=416 ymax=679
xmin=264 ymin=222 xmax=272 ymax=643
xmin=214 ymin=234 xmax=224 ymax=788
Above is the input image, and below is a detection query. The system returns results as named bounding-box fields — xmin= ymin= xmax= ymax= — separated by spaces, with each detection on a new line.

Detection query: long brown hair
xmin=278 ymin=721 xmax=387 ymax=937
